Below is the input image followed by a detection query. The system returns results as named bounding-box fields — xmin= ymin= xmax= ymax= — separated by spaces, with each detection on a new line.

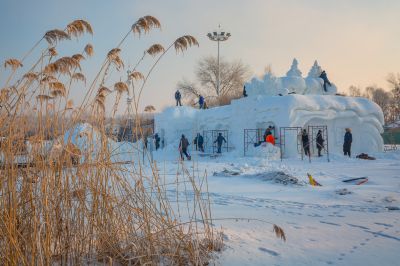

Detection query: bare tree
xmin=347 ymin=85 xmax=362 ymax=97
xmin=387 ymin=73 xmax=400 ymax=121
xmin=196 ymin=56 xmax=251 ymax=97
xmin=178 ymin=56 xmax=251 ymax=107
xmin=363 ymin=85 xmax=392 ymax=123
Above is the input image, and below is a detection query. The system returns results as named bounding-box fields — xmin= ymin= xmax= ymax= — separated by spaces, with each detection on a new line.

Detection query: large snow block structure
xmin=155 ymin=94 xmax=384 ymax=157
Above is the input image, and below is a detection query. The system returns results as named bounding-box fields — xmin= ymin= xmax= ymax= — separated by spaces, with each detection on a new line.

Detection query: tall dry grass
xmin=0 ymin=16 xmax=222 ymax=265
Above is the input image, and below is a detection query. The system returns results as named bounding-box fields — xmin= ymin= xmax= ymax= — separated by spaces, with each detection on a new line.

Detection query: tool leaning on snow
xmin=342 ymin=177 xmax=369 ymax=185
xmin=307 ymin=173 xmax=322 ymax=186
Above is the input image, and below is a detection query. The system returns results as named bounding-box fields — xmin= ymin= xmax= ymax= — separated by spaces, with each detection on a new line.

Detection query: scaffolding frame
xmin=203 ymin=130 xmax=229 ymax=154
xmin=308 ymin=125 xmax=330 ymax=162
xmin=243 ymin=128 xmax=278 ymax=156
xmin=243 ymin=129 xmax=264 ymax=156
xmin=279 ymin=127 xmax=303 ymax=161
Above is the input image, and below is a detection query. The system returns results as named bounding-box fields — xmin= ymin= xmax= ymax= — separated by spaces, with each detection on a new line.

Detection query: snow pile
xmin=245 ymin=59 xmax=337 ymax=96
xmin=246 ymin=143 xmax=281 ymax=159
xmin=155 ymin=94 xmax=384 ymax=157
xmin=54 ymin=123 xmax=143 ymax=163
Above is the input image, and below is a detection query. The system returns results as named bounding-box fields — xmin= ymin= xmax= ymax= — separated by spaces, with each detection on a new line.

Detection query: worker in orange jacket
xmin=265 ymin=133 xmax=275 ymax=145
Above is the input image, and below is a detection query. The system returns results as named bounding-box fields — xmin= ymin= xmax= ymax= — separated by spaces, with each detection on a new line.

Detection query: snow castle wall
xmin=155 ymin=95 xmax=384 ymax=157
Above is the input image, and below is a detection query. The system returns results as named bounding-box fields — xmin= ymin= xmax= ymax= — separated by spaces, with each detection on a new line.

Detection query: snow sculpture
xmin=155 ymin=95 xmax=385 ymax=157
xmin=245 ymin=59 xmax=337 ymax=96
xmin=305 ymin=60 xmax=337 ymax=94
xmin=280 ymin=58 xmax=306 ymax=94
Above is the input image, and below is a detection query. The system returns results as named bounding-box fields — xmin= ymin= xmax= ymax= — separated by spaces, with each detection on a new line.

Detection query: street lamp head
xmin=207 ymin=28 xmax=231 ymax=42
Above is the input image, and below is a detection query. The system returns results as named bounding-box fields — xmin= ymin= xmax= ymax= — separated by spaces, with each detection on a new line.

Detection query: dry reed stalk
xmin=0 ymin=16 xmax=248 ymax=266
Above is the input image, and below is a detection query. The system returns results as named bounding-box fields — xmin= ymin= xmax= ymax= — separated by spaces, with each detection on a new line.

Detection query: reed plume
xmin=22 ymin=72 xmax=38 ymax=82
xmin=0 ymin=16 xmax=225 ymax=265
xmin=97 ymin=86 xmax=112 ymax=96
xmin=48 ymin=47 xmax=58 ymax=56
xmin=114 ymin=81 xmax=128 ymax=94
xmin=129 ymin=71 xmax=144 ymax=81
xmin=72 ymin=73 xmax=86 ymax=84
xmin=44 ymin=29 xmax=70 ymax=45
xmin=4 ymin=59 xmax=23 ymax=70
xmin=146 ymin=43 xmax=165 ymax=56
xmin=49 ymin=81 xmax=66 ymax=97
xmin=174 ymin=35 xmax=199 ymax=53
xmin=84 ymin=44 xmax=94 ymax=57
xmin=66 ymin=19 xmax=93 ymax=37
xmin=71 ymin=54 xmax=85 ymax=63
xmin=44 ymin=56 xmax=81 ymax=75
xmin=131 ymin=15 xmax=161 ymax=36
xmin=107 ymin=48 xmax=124 ymax=70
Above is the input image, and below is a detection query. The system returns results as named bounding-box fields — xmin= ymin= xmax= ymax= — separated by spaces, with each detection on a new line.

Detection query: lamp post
xmin=207 ymin=25 xmax=231 ymax=96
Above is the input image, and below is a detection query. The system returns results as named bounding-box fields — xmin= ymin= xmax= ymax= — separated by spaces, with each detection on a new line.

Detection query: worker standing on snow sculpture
xmin=301 ymin=129 xmax=310 ymax=157
xmin=179 ymin=134 xmax=191 ymax=160
xmin=343 ymin=128 xmax=352 ymax=157
xmin=316 ymin=130 xmax=324 ymax=157
xmin=198 ymin=95 xmax=205 ymax=109
xmin=214 ymin=133 xmax=227 ymax=154
xmin=175 ymin=89 xmax=182 ymax=106
xmin=319 ymin=70 xmax=332 ymax=92
xmin=243 ymin=85 xmax=248 ymax=97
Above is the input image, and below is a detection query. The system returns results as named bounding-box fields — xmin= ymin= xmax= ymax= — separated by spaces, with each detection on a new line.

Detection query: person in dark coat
xmin=301 ymin=129 xmax=310 ymax=156
xmin=198 ymin=95 xmax=204 ymax=109
xmin=319 ymin=70 xmax=332 ymax=92
xmin=343 ymin=128 xmax=352 ymax=157
xmin=263 ymin=128 xmax=272 ymax=141
xmin=154 ymin=133 xmax=160 ymax=150
xmin=243 ymin=85 xmax=248 ymax=97
xmin=175 ymin=89 xmax=182 ymax=106
xmin=316 ymin=130 xmax=324 ymax=157
xmin=197 ymin=133 xmax=204 ymax=152
xmin=214 ymin=133 xmax=227 ymax=154
xmin=179 ymin=134 xmax=191 ymax=160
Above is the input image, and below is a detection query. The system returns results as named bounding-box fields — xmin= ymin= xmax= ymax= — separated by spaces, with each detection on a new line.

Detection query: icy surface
xmin=52 ymin=121 xmax=399 ymax=265
xmin=148 ymin=148 xmax=400 ymax=266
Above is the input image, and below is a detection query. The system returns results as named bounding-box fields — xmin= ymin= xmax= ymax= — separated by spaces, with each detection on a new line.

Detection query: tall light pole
xmin=207 ymin=25 xmax=231 ymax=96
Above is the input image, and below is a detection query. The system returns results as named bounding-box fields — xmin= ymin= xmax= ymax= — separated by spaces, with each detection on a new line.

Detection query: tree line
xmin=346 ymin=73 xmax=400 ymax=124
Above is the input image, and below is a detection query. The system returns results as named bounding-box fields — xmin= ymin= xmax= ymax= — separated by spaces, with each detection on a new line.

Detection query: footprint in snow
xmin=258 ymin=247 xmax=279 ymax=256
xmin=374 ymin=222 xmax=393 ymax=228
xmin=320 ymin=221 xmax=341 ymax=226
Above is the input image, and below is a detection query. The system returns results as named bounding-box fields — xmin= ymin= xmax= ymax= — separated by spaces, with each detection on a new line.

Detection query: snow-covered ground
xmin=151 ymin=149 xmax=400 ymax=265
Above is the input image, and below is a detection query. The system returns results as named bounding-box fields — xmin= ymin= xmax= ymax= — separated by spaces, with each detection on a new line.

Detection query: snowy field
xmin=151 ymin=149 xmax=400 ymax=266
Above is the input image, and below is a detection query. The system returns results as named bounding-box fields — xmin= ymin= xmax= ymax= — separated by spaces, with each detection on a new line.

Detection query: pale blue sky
xmin=1 ymin=0 xmax=399 ymax=111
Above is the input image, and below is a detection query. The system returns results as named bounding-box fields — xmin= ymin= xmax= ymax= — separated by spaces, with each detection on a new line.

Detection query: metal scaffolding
xmin=307 ymin=125 xmax=330 ymax=162
xmin=203 ymin=129 xmax=229 ymax=154
xmin=279 ymin=127 xmax=303 ymax=161
xmin=243 ymin=127 xmax=278 ymax=156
